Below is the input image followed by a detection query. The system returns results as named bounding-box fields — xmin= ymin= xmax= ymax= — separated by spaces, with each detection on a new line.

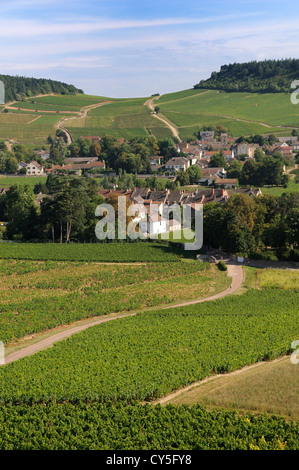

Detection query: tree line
xmin=48 ymin=134 xmax=180 ymax=173
xmin=203 ymin=192 xmax=299 ymax=260
xmin=194 ymin=59 xmax=299 ymax=93
xmin=0 ymin=74 xmax=83 ymax=103
xmin=0 ymin=176 xmax=104 ymax=242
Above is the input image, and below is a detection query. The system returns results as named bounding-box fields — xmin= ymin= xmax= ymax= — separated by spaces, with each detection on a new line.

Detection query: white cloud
xmin=0 ymin=12 xmax=264 ymax=38
xmin=0 ymin=9 xmax=298 ymax=96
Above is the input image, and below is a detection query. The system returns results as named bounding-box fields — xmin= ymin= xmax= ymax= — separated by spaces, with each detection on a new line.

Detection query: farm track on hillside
xmin=56 ymin=100 xmax=113 ymax=144
xmin=4 ymin=264 xmax=243 ymax=365
xmin=151 ymin=355 xmax=289 ymax=406
xmin=145 ymin=97 xmax=182 ymax=142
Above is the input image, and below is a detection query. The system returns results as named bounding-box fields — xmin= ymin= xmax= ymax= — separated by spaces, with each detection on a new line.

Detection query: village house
xmin=201 ymin=150 xmax=218 ymax=159
xmin=26 ymin=161 xmax=45 ymax=176
xmin=200 ymin=131 xmax=215 ymax=141
xmin=65 ymin=157 xmax=99 ymax=164
xmin=186 ymin=154 xmax=199 ymax=166
xmin=18 ymin=161 xmax=27 ymax=171
xmin=150 ymin=156 xmax=163 ymax=165
xmin=165 ymin=157 xmax=190 ymax=172
xmin=235 ymin=143 xmax=258 ymax=159
xmin=47 ymin=160 xmax=105 ymax=175
xmin=278 ymin=136 xmax=298 ymax=143
xmin=214 ymin=178 xmax=238 ymax=189
xmin=222 ymin=150 xmax=235 ymax=160
xmin=228 ymin=187 xmax=262 ymax=198
xmin=271 ymin=142 xmax=294 ymax=155
xmin=292 ymin=141 xmax=299 ymax=152
xmin=34 ymin=150 xmax=50 ymax=160
xmin=220 ymin=133 xmax=228 ymax=145
xmin=196 ymin=159 xmax=210 ymax=169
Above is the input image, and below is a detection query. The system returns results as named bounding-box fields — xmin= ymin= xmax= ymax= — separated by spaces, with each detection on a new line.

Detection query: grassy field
xmin=0 ymin=113 xmax=70 ymax=145
xmin=158 ymin=89 xmax=299 ymax=126
xmin=3 ymin=94 xmax=173 ymax=144
xmin=66 ymin=97 xmax=172 ymax=140
xmin=258 ymin=268 xmax=299 ymax=289
xmin=259 ymin=180 xmax=299 ymax=196
xmin=166 ymin=357 xmax=299 ymax=421
xmin=1 ymin=89 xmax=297 ymax=144
xmin=0 ymin=241 xmax=194 ymax=262
xmin=0 ymin=176 xmax=47 ymax=187
xmin=0 ymin=94 xmax=113 ymax=145
xmin=156 ymin=88 xmax=297 ymax=138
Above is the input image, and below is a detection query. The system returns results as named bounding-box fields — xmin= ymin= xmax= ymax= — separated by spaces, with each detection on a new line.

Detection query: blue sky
xmin=0 ymin=0 xmax=298 ymax=97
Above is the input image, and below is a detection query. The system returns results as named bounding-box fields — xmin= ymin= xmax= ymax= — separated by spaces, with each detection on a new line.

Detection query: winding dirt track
xmin=55 ymin=100 xmax=113 ymax=145
xmin=145 ymin=97 xmax=182 ymax=142
xmin=4 ymin=264 xmax=243 ymax=365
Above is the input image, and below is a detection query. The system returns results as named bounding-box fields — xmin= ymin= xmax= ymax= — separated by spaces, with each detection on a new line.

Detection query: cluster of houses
xmin=45 ymin=158 xmax=105 ymax=175
xmin=98 ymin=186 xmax=262 ymax=237
xmin=5 ymin=130 xmax=298 ymax=182
xmin=148 ymin=131 xmax=299 ymax=187
xmin=17 ymin=157 xmax=106 ymax=177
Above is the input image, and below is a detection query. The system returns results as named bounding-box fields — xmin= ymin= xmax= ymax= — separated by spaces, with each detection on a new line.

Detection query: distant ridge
xmin=194 ymin=58 xmax=299 ymax=93
xmin=0 ymin=74 xmax=84 ymax=103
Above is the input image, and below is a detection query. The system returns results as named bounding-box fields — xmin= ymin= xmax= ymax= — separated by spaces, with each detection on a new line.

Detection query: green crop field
xmin=65 ymin=97 xmax=172 ymax=140
xmin=154 ymin=88 xmax=298 ymax=138
xmin=30 ymin=94 xmax=111 ymax=107
xmin=9 ymin=101 xmax=84 ymax=113
xmin=0 ymin=94 xmax=114 ymax=144
xmin=0 ymin=401 xmax=298 ymax=450
xmin=0 ymin=176 xmax=47 ymax=187
xmin=0 ymin=247 xmax=298 ymax=450
xmin=0 ymin=287 xmax=298 ymax=401
xmin=157 ymin=89 xmax=299 ymax=126
xmin=0 ymin=112 xmax=70 ymax=144
xmin=0 ymin=256 xmax=219 ymax=343
xmin=1 ymin=89 xmax=297 ymax=144
xmin=259 ymin=180 xmax=299 ymax=196
xmin=0 ymin=241 xmax=191 ymax=262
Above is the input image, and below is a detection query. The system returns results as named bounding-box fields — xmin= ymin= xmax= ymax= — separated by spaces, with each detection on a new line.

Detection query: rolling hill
xmin=0 ymin=64 xmax=299 ymax=146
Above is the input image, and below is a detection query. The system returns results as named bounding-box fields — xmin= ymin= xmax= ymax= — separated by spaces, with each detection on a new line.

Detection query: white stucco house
xmin=165 ymin=157 xmax=190 ymax=172
xmin=26 ymin=161 xmax=45 ymax=176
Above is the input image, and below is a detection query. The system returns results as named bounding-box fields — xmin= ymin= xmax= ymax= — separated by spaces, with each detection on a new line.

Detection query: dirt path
xmin=163 ymin=264 xmax=243 ymax=309
xmin=79 ymin=100 xmax=113 ymax=119
xmin=55 ymin=100 xmax=113 ymax=145
xmin=4 ymin=106 xmax=77 ymax=114
xmin=3 ymin=263 xmax=243 ymax=365
xmin=4 ymin=95 xmax=113 ymax=146
xmin=4 ymin=312 xmax=136 ymax=365
xmin=4 ymin=93 xmax=55 ymax=108
xmin=145 ymin=97 xmax=182 ymax=142
xmin=151 ymin=355 xmax=289 ymax=406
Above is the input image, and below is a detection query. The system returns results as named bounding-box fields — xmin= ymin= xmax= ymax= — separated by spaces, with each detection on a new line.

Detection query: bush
xmin=249 ymin=251 xmax=278 ymax=261
xmin=217 ymin=260 xmax=227 ymax=271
